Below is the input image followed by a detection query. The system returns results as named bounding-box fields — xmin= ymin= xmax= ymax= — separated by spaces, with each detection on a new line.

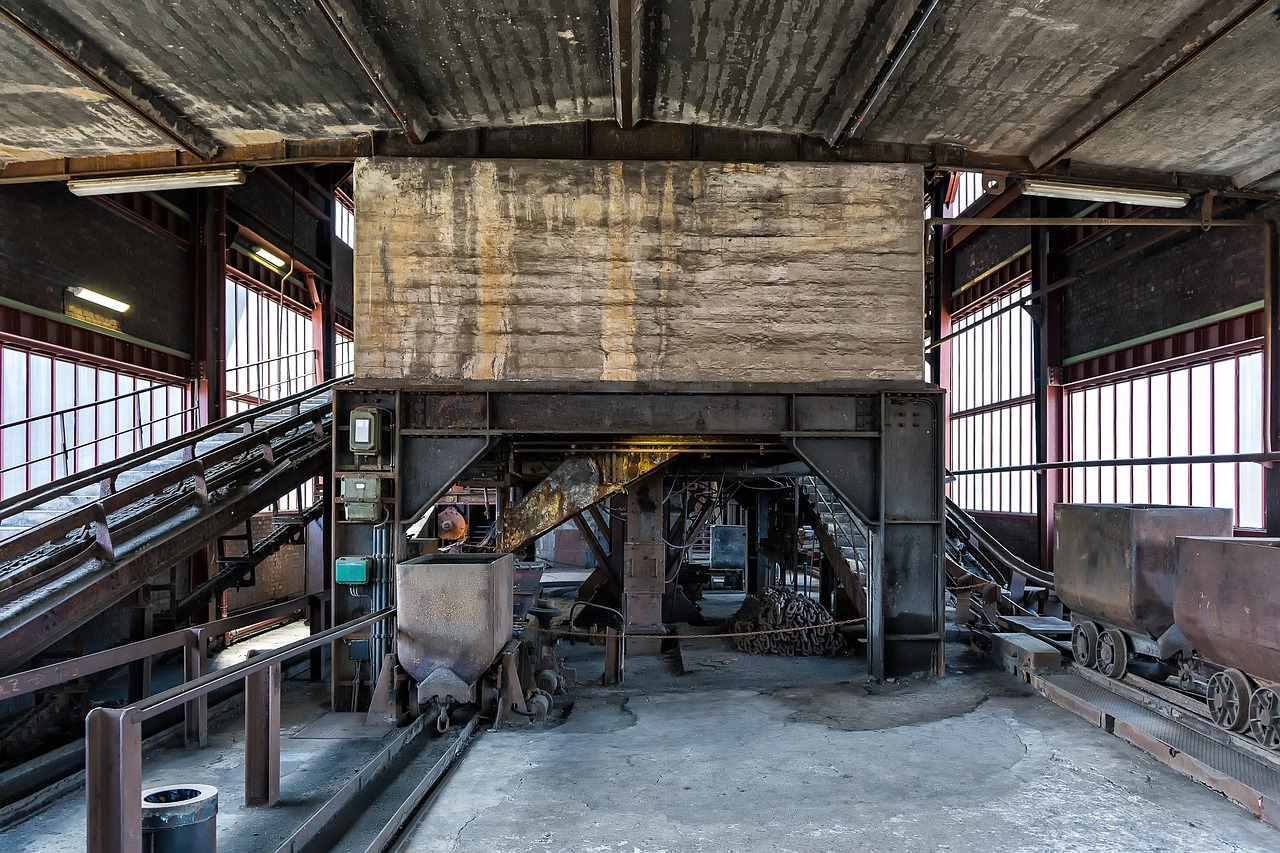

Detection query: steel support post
xmin=877 ymin=394 xmax=946 ymax=678
xmin=622 ymin=475 xmax=665 ymax=654
xmin=86 ymin=707 xmax=142 ymax=853
xmin=1267 ymin=221 xmax=1280 ymax=535
xmin=244 ymin=654 xmax=281 ymax=807
xmin=927 ymin=175 xmax=950 ymax=385
xmin=1031 ymin=198 xmax=1065 ymax=570
xmin=126 ymin=594 xmax=153 ymax=703
xmin=183 ymin=629 xmax=208 ymax=746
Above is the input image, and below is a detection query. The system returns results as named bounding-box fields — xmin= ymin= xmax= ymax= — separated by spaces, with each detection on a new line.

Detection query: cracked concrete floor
xmin=401 ymin=642 xmax=1280 ymax=853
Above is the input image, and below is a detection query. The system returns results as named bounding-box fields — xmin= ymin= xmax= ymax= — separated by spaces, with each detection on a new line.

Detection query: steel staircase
xmin=0 ymin=378 xmax=344 ymax=674
xmin=798 ymin=476 xmax=1057 ymax=624
xmin=797 ymin=476 xmax=871 ymax=617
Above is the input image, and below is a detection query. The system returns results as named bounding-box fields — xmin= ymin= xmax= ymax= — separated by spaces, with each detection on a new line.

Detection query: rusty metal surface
xmin=1054 ymin=504 xmax=1232 ymax=638
xmin=1175 ymin=537 xmax=1280 ymax=684
xmin=395 ymin=554 xmax=514 ymax=687
xmin=499 ymin=452 xmax=677 ymax=552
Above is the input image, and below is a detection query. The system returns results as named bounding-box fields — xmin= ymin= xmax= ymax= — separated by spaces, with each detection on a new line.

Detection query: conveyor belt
xmin=1033 ymin=667 xmax=1280 ymax=827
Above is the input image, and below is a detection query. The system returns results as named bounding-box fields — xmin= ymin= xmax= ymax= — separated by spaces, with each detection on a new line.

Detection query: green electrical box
xmin=335 ymin=556 xmax=373 ymax=585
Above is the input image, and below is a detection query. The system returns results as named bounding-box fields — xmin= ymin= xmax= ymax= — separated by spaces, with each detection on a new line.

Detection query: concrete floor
xmin=400 ymin=593 xmax=1280 ymax=853
xmin=5 ymin=592 xmax=1280 ymax=852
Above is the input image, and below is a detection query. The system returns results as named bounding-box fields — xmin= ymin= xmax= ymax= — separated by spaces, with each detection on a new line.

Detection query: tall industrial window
xmin=224 ymin=277 xmax=317 ymax=414
xmin=334 ymin=189 xmax=355 ymax=249
xmin=0 ymin=346 xmax=190 ymax=501
xmin=336 ymin=327 xmax=354 ymax=376
xmin=948 ymin=284 xmax=1037 ymax=513
xmin=944 ymin=171 xmax=987 ymax=218
xmin=1066 ymin=350 xmax=1264 ymax=530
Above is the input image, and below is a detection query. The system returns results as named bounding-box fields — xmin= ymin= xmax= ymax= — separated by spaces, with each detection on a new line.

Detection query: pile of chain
xmin=728 ymin=586 xmax=844 ymax=656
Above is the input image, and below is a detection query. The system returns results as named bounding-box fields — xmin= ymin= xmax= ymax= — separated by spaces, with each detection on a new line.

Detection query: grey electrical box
xmin=339 ymin=475 xmax=380 ymax=502
xmin=349 ymin=408 xmax=381 ymax=455
xmin=339 ymin=475 xmax=381 ymax=522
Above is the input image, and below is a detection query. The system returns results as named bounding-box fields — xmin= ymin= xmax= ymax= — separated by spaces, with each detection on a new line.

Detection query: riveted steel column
xmin=86 ymin=706 xmax=142 ymax=853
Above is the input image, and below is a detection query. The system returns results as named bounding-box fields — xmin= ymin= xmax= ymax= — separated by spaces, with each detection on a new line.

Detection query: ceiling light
xmin=67 ymin=168 xmax=247 ymax=197
xmin=251 ymin=246 xmax=287 ymax=270
xmin=67 ymin=287 xmax=130 ymax=313
xmin=1021 ymin=179 xmax=1189 ymax=209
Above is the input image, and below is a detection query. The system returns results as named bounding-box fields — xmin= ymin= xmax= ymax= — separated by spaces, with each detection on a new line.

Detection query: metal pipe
xmin=846 ymin=0 xmax=942 ymax=139
xmin=929 ymin=217 xmax=1261 ymax=227
xmin=951 ymin=449 xmax=1280 ymax=477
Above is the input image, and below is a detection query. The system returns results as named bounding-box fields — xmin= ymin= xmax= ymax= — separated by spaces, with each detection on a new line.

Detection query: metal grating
xmin=1040 ymin=670 xmax=1280 ymax=808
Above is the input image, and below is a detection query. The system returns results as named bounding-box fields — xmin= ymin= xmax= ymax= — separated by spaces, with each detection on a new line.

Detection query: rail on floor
xmin=0 ymin=377 xmax=347 ymax=675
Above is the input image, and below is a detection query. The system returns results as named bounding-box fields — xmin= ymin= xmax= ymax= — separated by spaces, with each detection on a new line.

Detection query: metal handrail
xmin=224 ymin=350 xmax=318 ymax=373
xmin=0 ymin=591 xmax=328 ymax=701
xmin=802 ymin=477 xmax=872 ymax=580
xmin=226 ymin=371 xmax=318 ymax=405
xmin=945 ymin=497 xmax=1055 ymax=589
xmin=0 ymin=380 xmax=192 ymax=432
xmin=0 ymin=406 xmax=198 ymax=479
xmin=0 ymin=374 xmax=349 ymax=519
xmin=87 ymin=601 xmax=373 ymax=853
xmin=136 ymin=606 xmax=390 ymax=721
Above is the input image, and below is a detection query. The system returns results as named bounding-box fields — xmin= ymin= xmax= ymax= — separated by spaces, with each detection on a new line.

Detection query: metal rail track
xmin=272 ymin=712 xmax=483 ymax=853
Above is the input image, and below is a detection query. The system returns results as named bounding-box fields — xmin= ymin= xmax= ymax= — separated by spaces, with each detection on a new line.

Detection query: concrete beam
xmin=0 ymin=122 xmax=1249 ymax=195
xmin=1027 ymin=0 xmax=1271 ymax=170
xmin=0 ymin=1 xmax=219 ymax=159
xmin=312 ymin=0 xmax=437 ymax=143
xmin=1235 ymin=150 xmax=1280 ymax=190
xmin=609 ymin=0 xmax=647 ymax=129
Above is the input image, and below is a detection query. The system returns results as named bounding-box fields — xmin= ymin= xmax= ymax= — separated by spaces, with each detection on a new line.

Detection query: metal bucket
xmin=141 ymin=784 xmax=217 ymax=852
xmin=1054 ymin=504 xmax=1232 ymax=639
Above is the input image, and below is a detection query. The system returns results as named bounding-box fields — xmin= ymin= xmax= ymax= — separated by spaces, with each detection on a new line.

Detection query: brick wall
xmin=222 ymin=515 xmax=308 ymax=612
xmin=968 ymin=510 xmax=1039 ymax=566
xmin=1061 ymin=223 xmax=1266 ymax=359
xmin=951 ymin=197 xmax=1031 ymax=288
xmin=227 ymin=175 xmax=324 ymax=271
xmin=355 ymin=157 xmax=925 ymax=385
xmin=0 ymin=183 xmax=191 ymax=353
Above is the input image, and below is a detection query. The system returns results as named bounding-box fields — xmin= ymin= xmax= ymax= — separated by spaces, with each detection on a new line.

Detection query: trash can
xmin=141 ymin=784 xmax=218 ymax=852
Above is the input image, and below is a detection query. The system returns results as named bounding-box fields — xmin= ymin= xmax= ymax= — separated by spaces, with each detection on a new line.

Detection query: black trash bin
xmin=141 ymin=784 xmax=218 ymax=852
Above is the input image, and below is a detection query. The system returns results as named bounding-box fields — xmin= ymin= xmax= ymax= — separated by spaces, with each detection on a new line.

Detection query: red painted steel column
xmin=1032 ymin=198 xmax=1065 ymax=571
xmin=1265 ymin=222 xmax=1280 ymax=535
xmin=85 ymin=706 xmax=142 ymax=853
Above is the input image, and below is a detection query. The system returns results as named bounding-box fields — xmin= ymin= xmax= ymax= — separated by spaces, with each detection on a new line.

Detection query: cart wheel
xmin=1072 ymin=622 xmax=1100 ymax=668
xmin=1248 ymin=687 xmax=1280 ymax=750
xmin=1207 ymin=669 xmax=1251 ymax=732
xmin=1096 ymin=628 xmax=1129 ymax=679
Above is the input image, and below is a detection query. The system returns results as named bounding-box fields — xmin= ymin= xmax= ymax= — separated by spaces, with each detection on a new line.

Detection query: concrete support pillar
xmin=622 ymin=475 xmax=665 ymax=654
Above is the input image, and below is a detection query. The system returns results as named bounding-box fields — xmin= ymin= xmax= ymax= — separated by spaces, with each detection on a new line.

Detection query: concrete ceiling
xmin=0 ymin=0 xmax=1277 ymax=190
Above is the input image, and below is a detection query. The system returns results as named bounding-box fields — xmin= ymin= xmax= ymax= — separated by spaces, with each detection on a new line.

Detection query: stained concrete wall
xmin=353 ymin=157 xmax=923 ymax=385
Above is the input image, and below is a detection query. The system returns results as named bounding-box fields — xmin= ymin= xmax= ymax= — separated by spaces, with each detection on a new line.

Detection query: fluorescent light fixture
xmin=67 ymin=287 xmax=130 ymax=313
xmin=251 ymin=246 xmax=287 ymax=270
xmin=67 ymin=168 xmax=246 ymax=197
xmin=1021 ymin=179 xmax=1189 ymax=209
